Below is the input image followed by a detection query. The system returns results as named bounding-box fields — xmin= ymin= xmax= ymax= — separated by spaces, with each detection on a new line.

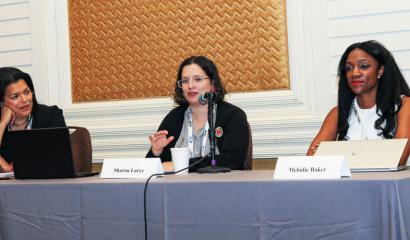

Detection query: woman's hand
xmin=0 ymin=103 xmax=15 ymax=126
xmin=306 ymin=107 xmax=339 ymax=156
xmin=162 ymin=162 xmax=174 ymax=172
xmin=310 ymin=143 xmax=319 ymax=154
xmin=0 ymin=156 xmax=11 ymax=173
xmin=148 ymin=130 xmax=174 ymax=156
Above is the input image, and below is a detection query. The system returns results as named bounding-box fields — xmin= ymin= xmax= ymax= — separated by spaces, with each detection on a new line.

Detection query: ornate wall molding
xmin=41 ymin=0 xmax=72 ymax=109
xmin=35 ymin=0 xmax=328 ymax=162
xmin=68 ymin=0 xmax=290 ymax=102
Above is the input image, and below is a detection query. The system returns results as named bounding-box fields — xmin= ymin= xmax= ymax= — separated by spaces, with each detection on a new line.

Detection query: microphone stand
xmin=197 ymin=93 xmax=230 ymax=174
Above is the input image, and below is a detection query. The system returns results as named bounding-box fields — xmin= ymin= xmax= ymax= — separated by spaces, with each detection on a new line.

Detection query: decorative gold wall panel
xmin=69 ymin=0 xmax=290 ymax=102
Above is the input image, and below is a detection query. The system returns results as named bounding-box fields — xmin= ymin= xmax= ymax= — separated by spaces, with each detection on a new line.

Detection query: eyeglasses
xmin=177 ymin=77 xmax=210 ymax=88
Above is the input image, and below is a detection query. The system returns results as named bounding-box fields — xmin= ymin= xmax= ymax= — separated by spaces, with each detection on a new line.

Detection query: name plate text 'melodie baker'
xmin=101 ymin=158 xmax=163 ymax=179
xmin=274 ymin=156 xmax=351 ymax=179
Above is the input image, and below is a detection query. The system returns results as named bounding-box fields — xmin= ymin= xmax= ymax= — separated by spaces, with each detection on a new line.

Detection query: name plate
xmin=100 ymin=158 xmax=164 ymax=179
xmin=274 ymin=156 xmax=351 ymax=179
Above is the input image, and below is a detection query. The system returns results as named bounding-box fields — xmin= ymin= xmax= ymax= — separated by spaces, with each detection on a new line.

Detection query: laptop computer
xmin=8 ymin=127 xmax=99 ymax=179
xmin=314 ymin=139 xmax=408 ymax=172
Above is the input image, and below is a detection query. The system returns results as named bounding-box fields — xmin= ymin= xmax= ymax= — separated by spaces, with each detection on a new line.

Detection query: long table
xmin=0 ymin=170 xmax=409 ymax=240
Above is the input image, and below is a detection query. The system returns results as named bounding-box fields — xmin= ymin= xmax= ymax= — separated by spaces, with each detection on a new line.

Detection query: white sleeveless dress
xmin=345 ymin=97 xmax=392 ymax=140
xmin=346 ymin=96 xmax=405 ymax=140
xmin=345 ymin=96 xmax=409 ymax=165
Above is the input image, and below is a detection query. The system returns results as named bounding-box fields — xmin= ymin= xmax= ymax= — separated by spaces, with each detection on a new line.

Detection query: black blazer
xmin=1 ymin=105 xmax=67 ymax=164
xmin=146 ymin=101 xmax=249 ymax=172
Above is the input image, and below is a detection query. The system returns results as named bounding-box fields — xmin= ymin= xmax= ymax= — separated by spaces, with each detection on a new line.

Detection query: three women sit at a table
xmin=1 ymin=40 xmax=409 ymax=173
xmin=307 ymin=40 xmax=410 ymax=166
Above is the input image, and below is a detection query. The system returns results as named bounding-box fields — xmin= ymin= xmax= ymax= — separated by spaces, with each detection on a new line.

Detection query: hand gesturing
xmin=148 ymin=130 xmax=174 ymax=156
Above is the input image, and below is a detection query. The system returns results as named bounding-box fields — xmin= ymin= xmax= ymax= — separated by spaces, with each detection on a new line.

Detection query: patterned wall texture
xmin=69 ymin=0 xmax=290 ymax=102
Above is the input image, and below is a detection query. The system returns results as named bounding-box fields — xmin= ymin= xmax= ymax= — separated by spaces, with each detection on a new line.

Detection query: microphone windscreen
xmin=198 ymin=92 xmax=208 ymax=104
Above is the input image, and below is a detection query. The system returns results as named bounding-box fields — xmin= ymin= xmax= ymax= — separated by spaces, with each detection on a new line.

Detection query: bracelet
xmin=10 ymin=162 xmax=13 ymax=172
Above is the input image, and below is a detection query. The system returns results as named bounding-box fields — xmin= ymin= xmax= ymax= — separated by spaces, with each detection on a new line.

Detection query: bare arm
xmin=394 ymin=97 xmax=410 ymax=166
xmin=0 ymin=156 xmax=11 ymax=172
xmin=306 ymin=107 xmax=339 ymax=156
xmin=0 ymin=105 xmax=14 ymax=172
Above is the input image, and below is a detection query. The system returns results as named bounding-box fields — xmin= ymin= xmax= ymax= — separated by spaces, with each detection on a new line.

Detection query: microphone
xmin=196 ymin=92 xmax=231 ymax=174
xmin=198 ymin=92 xmax=213 ymax=104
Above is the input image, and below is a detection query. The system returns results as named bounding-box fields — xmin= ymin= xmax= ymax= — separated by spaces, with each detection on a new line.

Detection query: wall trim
xmin=36 ymin=0 xmax=327 ymax=162
xmin=52 ymin=0 xmax=315 ymax=113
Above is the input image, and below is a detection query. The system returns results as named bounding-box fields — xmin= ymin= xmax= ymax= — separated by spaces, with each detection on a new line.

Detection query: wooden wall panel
xmin=69 ymin=0 xmax=290 ymax=102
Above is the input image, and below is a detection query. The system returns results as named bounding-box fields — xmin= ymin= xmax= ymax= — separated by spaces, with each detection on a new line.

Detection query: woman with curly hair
xmin=307 ymin=40 xmax=410 ymax=166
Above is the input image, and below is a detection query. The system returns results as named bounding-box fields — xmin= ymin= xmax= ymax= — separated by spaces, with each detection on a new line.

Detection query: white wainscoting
xmin=4 ymin=0 xmax=407 ymax=163
xmin=0 ymin=1 xmax=32 ymax=74
xmin=328 ymin=0 xmax=410 ymax=93
xmin=30 ymin=0 xmax=336 ymax=163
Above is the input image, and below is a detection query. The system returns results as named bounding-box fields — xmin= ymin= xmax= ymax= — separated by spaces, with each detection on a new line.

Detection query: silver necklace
xmin=11 ymin=114 xmax=31 ymax=126
xmin=353 ymin=103 xmax=361 ymax=123
xmin=352 ymin=99 xmax=369 ymax=140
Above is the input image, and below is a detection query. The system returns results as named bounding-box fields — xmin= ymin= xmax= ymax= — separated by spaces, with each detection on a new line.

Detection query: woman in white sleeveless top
xmin=307 ymin=40 xmax=410 ymax=166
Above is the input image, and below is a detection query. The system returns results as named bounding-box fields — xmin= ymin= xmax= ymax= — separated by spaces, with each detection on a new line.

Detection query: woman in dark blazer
xmin=0 ymin=67 xmax=66 ymax=172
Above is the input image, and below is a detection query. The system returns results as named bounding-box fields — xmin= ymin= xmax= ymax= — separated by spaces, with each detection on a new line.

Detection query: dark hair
xmin=0 ymin=67 xmax=39 ymax=114
xmin=337 ymin=40 xmax=410 ymax=140
xmin=173 ymin=56 xmax=227 ymax=105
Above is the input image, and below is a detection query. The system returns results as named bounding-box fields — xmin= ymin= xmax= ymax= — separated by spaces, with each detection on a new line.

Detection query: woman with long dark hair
xmin=0 ymin=67 xmax=66 ymax=172
xmin=146 ymin=56 xmax=249 ymax=172
xmin=307 ymin=40 xmax=410 ymax=166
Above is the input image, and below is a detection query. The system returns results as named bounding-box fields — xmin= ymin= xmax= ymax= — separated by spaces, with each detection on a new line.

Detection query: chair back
xmin=243 ymin=122 xmax=253 ymax=170
xmin=68 ymin=126 xmax=92 ymax=173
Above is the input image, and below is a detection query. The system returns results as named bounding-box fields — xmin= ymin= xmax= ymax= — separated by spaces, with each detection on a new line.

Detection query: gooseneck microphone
xmin=197 ymin=92 xmax=231 ymax=174
xmin=198 ymin=92 xmax=213 ymax=104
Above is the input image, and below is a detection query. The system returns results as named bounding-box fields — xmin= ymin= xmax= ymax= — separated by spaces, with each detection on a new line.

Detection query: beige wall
xmin=68 ymin=0 xmax=290 ymax=102
xmin=2 ymin=0 xmax=410 ymax=163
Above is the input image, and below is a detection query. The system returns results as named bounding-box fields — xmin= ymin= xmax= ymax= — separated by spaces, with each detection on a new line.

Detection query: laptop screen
xmin=8 ymin=127 xmax=77 ymax=179
xmin=314 ymin=139 xmax=407 ymax=170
